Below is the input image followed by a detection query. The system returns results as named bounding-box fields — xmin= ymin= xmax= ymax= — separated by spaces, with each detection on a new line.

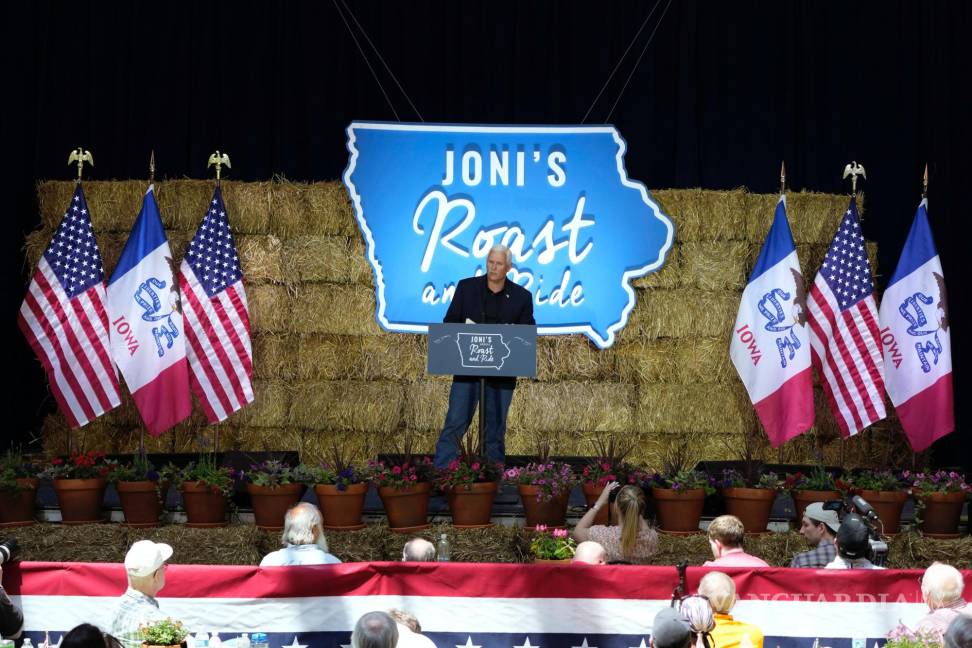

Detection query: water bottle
xmin=195 ymin=632 xmax=210 ymax=648
xmin=251 ymin=633 xmax=270 ymax=648
xmin=436 ymin=533 xmax=451 ymax=561
xmin=238 ymin=634 xmax=251 ymax=648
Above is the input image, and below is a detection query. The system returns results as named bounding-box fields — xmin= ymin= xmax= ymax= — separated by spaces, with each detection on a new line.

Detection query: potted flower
xmin=580 ymin=437 xmax=638 ymax=526
xmin=907 ymin=469 xmax=971 ymax=538
xmin=139 ymin=617 xmax=189 ymax=648
xmin=305 ymin=445 xmax=370 ymax=530
xmin=717 ymin=469 xmax=783 ymax=534
xmin=42 ymin=450 xmax=116 ymax=524
xmin=846 ymin=468 xmax=909 ymax=535
xmin=785 ymin=467 xmax=847 ymax=522
xmin=241 ymin=459 xmax=309 ymax=531
xmin=437 ymin=433 xmax=503 ymax=528
xmin=530 ymin=524 xmax=576 ymax=563
xmin=107 ymin=455 xmax=172 ymax=528
xmin=370 ymin=435 xmax=435 ymax=532
xmin=504 ymin=443 xmax=575 ymax=529
xmin=0 ymin=450 xmax=40 ymax=527
xmin=884 ymin=623 xmax=944 ymax=648
xmin=175 ymin=455 xmax=236 ymax=528
xmin=650 ymin=469 xmax=714 ymax=534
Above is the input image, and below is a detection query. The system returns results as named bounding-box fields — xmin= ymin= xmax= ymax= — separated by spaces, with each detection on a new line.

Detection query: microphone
xmin=852 ymin=495 xmax=879 ymax=520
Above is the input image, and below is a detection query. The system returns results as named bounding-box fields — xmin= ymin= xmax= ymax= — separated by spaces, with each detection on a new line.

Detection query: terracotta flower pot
xmin=722 ymin=487 xmax=777 ymax=533
xmin=582 ymin=482 xmax=611 ymax=526
xmin=533 ymin=557 xmax=571 ymax=564
xmin=180 ymin=482 xmax=228 ymax=528
xmin=379 ymin=482 xmax=432 ymax=532
xmin=652 ymin=487 xmax=705 ymax=534
xmin=518 ymin=485 xmax=570 ymax=528
xmin=919 ymin=491 xmax=966 ymax=538
xmin=247 ymin=483 xmax=305 ymax=531
xmin=860 ymin=490 xmax=909 ymax=535
xmin=447 ymin=481 xmax=498 ymax=528
xmin=790 ymin=489 xmax=841 ymax=523
xmin=53 ymin=477 xmax=107 ymax=524
xmin=117 ymin=480 xmax=168 ymax=528
xmin=315 ymin=483 xmax=368 ymax=530
xmin=0 ymin=477 xmax=39 ymax=527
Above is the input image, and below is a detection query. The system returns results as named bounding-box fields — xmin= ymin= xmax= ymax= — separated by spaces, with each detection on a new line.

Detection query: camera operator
xmin=790 ymin=503 xmax=839 ymax=568
xmin=1 ymin=541 xmax=25 ymax=639
xmin=824 ymin=513 xmax=885 ymax=570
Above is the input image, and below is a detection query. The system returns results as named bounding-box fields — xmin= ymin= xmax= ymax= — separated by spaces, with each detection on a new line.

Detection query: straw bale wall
xmin=29 ymin=180 xmax=906 ymax=467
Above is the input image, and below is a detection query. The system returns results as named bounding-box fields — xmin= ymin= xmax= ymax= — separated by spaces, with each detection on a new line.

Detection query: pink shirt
xmin=915 ymin=600 xmax=969 ymax=639
xmin=704 ymin=549 xmax=769 ymax=568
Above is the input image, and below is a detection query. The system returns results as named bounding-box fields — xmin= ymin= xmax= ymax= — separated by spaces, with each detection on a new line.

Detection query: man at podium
xmin=432 ymin=244 xmax=535 ymax=468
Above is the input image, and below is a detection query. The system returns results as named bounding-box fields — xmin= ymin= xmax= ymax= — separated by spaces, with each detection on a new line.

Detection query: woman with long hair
xmin=572 ymin=481 xmax=658 ymax=564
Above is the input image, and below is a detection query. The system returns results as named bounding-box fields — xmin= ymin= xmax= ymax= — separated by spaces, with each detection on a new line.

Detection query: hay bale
xmin=617 ymin=337 xmax=732 ymax=385
xmin=291 ymin=283 xmax=383 ymax=335
xmin=23 ymin=228 xmax=51 ymax=267
xmin=508 ymin=381 xmax=634 ymax=434
xmin=287 ymin=235 xmax=353 ymax=283
xmin=247 ymin=284 xmax=292 ymax=333
xmin=402 ymin=379 xmax=454 ymax=433
xmin=36 ymin=181 xmax=77 ymax=229
xmin=348 ymin=235 xmax=374 ymax=285
xmin=289 ymin=380 xmax=403 ymax=433
xmin=653 ymin=189 xmax=753 ymax=242
xmin=221 ymin=181 xmax=273 ymax=234
xmin=154 ymin=180 xmax=218 ymax=231
xmin=784 ymin=191 xmax=851 ymax=245
xmin=271 ymin=181 xmax=356 ymax=237
xmin=633 ymin=242 xmax=682 ymax=290
xmin=251 ymin=333 xmax=297 ymax=380
xmin=629 ymin=289 xmax=738 ymax=339
xmin=634 ymin=383 xmax=755 ymax=436
xmin=298 ymin=427 xmax=410 ymax=464
xmin=535 ymin=335 xmax=617 ymax=381
xmin=238 ymin=235 xmax=285 ymax=284
xmin=218 ymin=426 xmax=303 ymax=453
xmin=679 ymin=241 xmax=755 ymax=291
xmin=225 ymin=379 xmax=291 ymax=427
xmin=296 ymin=334 xmax=425 ymax=381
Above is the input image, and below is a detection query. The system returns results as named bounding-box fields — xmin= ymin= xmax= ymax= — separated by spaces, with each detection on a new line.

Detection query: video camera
xmin=0 ymin=537 xmax=18 ymax=565
xmin=823 ymin=495 xmax=889 ymax=567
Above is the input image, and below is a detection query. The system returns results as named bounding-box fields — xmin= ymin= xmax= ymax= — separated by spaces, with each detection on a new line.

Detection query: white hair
xmin=922 ymin=562 xmax=965 ymax=609
xmin=698 ymin=571 xmax=736 ymax=614
xmin=281 ymin=502 xmax=326 ymax=550
xmin=351 ymin=611 xmax=399 ymax=648
xmin=402 ymin=538 xmax=436 ymax=562
xmin=488 ymin=244 xmax=512 ymax=265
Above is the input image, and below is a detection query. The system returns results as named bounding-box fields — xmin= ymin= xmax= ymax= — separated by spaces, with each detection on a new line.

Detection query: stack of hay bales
xmin=28 ymin=181 xmax=908 ymax=467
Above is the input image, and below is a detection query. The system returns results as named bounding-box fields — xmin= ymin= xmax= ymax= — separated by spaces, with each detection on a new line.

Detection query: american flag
xmin=18 ymin=185 xmax=121 ymax=427
xmin=178 ymin=186 xmax=254 ymax=422
xmin=807 ymin=197 xmax=886 ymax=436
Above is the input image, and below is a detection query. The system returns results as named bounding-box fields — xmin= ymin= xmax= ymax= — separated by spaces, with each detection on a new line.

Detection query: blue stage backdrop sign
xmin=343 ymin=122 xmax=675 ymax=348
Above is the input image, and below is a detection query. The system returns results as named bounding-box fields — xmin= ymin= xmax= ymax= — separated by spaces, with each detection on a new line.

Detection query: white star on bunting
xmin=629 ymin=639 xmax=649 ymax=648
xmin=457 ymin=637 xmax=482 ymax=648
xmin=282 ymin=637 xmax=308 ymax=648
xmin=514 ymin=638 xmax=540 ymax=648
xmin=572 ymin=639 xmax=597 ymax=648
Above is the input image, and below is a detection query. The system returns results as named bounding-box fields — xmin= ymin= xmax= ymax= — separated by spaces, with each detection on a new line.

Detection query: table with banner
xmin=4 ymin=561 xmax=959 ymax=648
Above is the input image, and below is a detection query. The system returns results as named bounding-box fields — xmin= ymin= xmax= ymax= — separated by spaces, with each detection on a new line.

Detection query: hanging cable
xmin=338 ymin=0 xmax=424 ymax=122
xmin=581 ymin=0 xmax=663 ymax=124
xmin=605 ymin=0 xmax=673 ymax=123
xmin=331 ymin=0 xmax=401 ymax=121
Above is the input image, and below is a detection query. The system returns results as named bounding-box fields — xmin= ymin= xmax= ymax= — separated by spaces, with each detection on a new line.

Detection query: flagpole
xmin=842 ymin=161 xmax=866 ymax=220
xmin=205 ymin=151 xmax=230 ymax=455
xmin=922 ymin=163 xmax=929 ymax=200
xmin=779 ymin=160 xmax=786 ymax=196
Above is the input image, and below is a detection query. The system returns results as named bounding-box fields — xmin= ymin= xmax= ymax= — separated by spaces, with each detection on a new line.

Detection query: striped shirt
xmin=108 ymin=587 xmax=166 ymax=648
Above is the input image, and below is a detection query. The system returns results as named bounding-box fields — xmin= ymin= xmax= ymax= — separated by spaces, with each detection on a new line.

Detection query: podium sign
xmin=427 ymin=323 xmax=537 ymax=378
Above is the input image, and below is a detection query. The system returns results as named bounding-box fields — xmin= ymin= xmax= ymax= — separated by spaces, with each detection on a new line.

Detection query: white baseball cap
xmin=803 ymin=502 xmax=840 ymax=535
xmin=124 ymin=540 xmax=173 ymax=577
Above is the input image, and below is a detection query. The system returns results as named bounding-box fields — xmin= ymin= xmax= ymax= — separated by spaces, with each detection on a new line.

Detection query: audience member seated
xmin=62 ymin=624 xmax=124 ymax=648
xmin=650 ymin=607 xmax=693 ymax=648
xmin=789 ymin=503 xmax=839 ymax=568
xmin=401 ymin=538 xmax=436 ymax=562
xmin=109 ymin=540 xmax=172 ymax=648
xmin=0 ymin=563 xmax=24 ymax=639
xmin=572 ymin=541 xmax=607 ymax=565
xmin=573 ymin=481 xmax=658 ymax=564
xmin=944 ymin=615 xmax=972 ymax=648
xmin=703 ymin=515 xmax=768 ymax=568
xmin=679 ymin=595 xmax=715 ymax=648
xmin=387 ymin=609 xmax=435 ymax=648
xmin=352 ymin=611 xmax=399 ymax=648
xmin=698 ymin=571 xmax=764 ymax=648
xmin=916 ymin=562 xmax=969 ymax=640
xmin=260 ymin=503 xmax=341 ymax=566
xmin=824 ymin=513 xmax=883 ymax=570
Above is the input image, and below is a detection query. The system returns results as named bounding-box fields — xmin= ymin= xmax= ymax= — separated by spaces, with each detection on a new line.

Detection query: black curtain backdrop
xmin=2 ymin=1 xmax=969 ymax=468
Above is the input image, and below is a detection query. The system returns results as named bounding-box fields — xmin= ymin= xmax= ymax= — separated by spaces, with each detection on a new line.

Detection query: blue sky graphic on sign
xmin=343 ymin=122 xmax=674 ymax=348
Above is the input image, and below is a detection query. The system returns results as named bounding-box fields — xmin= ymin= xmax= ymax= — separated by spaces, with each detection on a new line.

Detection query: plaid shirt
xmin=789 ymin=539 xmax=837 ymax=568
xmin=109 ymin=588 xmax=166 ymax=648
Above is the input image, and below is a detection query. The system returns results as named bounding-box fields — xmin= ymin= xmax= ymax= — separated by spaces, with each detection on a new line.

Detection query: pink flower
xmin=535 ymin=524 xmax=548 ymax=532
xmin=601 ymin=462 xmax=611 ymax=471
xmin=392 ymin=466 xmax=402 ymax=475
xmin=409 ymin=474 xmax=417 ymax=481
xmin=448 ymin=460 xmax=459 ymax=471
xmin=552 ymin=528 xmax=568 ymax=538
xmin=471 ymin=462 xmax=481 ymax=471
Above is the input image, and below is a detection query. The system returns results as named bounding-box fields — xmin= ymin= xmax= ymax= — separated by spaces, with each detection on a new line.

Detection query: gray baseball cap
xmin=804 ymin=502 xmax=840 ymax=534
xmin=651 ymin=608 xmax=692 ymax=648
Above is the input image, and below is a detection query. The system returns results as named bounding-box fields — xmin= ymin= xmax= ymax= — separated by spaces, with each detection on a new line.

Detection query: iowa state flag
xmin=106 ymin=186 xmax=191 ymax=435
xmin=878 ymin=198 xmax=953 ymax=450
xmin=730 ymin=196 xmax=814 ymax=446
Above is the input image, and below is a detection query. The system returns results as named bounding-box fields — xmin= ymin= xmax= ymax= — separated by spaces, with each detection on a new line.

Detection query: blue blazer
xmin=443 ymin=275 xmax=535 ymax=326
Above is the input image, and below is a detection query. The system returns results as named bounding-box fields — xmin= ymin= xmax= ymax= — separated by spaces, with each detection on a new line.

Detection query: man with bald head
xmin=402 ymin=538 xmax=436 ymax=562
xmin=433 ymin=244 xmax=535 ymax=468
xmin=572 ymin=541 xmax=607 ymax=565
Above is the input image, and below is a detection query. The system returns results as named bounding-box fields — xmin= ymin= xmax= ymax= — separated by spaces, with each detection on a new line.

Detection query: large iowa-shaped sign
xmin=343 ymin=122 xmax=674 ymax=348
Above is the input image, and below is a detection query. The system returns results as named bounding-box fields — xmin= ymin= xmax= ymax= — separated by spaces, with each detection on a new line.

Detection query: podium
xmin=427 ymin=323 xmax=537 ymax=454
